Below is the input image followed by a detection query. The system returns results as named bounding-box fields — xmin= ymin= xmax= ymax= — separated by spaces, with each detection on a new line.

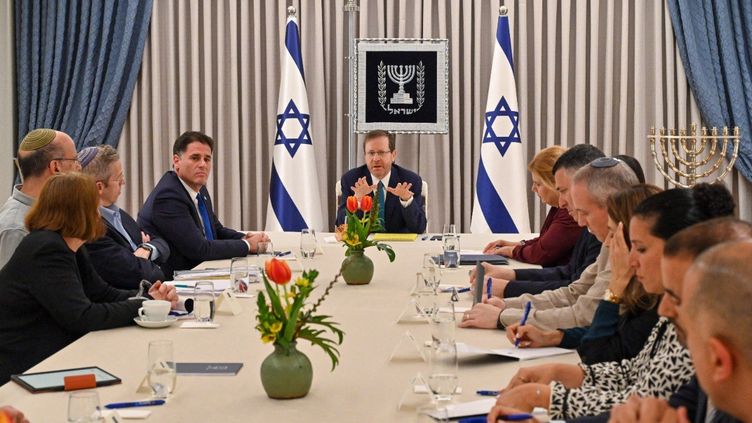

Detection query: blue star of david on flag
xmin=275 ymin=99 xmax=312 ymax=158
xmin=482 ymin=96 xmax=520 ymax=157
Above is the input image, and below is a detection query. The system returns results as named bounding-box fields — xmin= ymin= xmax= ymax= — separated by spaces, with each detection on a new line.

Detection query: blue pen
xmin=457 ymin=287 xmax=471 ymax=293
xmin=514 ymin=301 xmax=533 ymax=347
xmin=275 ymin=250 xmax=292 ymax=257
xmin=486 ymin=277 xmax=492 ymax=299
xmin=105 ymin=399 xmax=165 ymax=409
xmin=173 ymin=284 xmax=192 ymax=289
xmin=476 ymin=389 xmax=500 ymax=396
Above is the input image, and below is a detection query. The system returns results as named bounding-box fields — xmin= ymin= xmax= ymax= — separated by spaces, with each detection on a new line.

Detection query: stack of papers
xmin=427 ymin=398 xmax=496 ymax=419
xmin=456 ymin=342 xmax=575 ymax=361
xmin=165 ymin=279 xmax=232 ymax=293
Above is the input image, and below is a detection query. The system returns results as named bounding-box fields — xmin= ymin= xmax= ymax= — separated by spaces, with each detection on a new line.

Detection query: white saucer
xmin=134 ymin=316 xmax=178 ymax=328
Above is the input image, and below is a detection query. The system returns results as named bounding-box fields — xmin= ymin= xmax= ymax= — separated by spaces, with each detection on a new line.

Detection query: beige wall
xmin=0 ymin=0 xmax=15 ymax=195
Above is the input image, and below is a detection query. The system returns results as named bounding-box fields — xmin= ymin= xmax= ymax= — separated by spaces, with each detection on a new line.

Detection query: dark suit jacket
xmin=138 ymin=171 xmax=248 ymax=276
xmin=335 ymin=163 xmax=427 ymax=233
xmin=86 ymin=208 xmax=170 ymax=289
xmin=505 ymin=229 xmax=601 ymax=297
xmin=0 ymin=230 xmax=142 ymax=384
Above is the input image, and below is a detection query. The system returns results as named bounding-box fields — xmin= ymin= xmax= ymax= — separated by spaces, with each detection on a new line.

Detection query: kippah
xmin=20 ymin=128 xmax=57 ymax=151
xmin=77 ymin=146 xmax=99 ymax=169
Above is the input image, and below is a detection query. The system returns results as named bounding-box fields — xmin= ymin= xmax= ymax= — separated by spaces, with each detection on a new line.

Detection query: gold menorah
xmin=648 ymin=123 xmax=741 ymax=188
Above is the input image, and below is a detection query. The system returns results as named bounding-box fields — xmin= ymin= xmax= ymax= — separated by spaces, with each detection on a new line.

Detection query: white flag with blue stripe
xmin=265 ymin=13 xmax=324 ymax=232
xmin=470 ymin=11 xmax=530 ymax=234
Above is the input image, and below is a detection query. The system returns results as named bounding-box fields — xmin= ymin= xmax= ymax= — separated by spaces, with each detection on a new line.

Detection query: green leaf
xmin=376 ymin=243 xmax=396 ymax=262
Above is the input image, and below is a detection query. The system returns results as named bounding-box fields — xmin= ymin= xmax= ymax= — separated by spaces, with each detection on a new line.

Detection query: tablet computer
xmin=11 ymin=366 xmax=121 ymax=393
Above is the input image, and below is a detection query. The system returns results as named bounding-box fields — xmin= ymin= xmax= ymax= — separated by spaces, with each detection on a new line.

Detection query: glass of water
xmin=422 ymin=253 xmax=441 ymax=291
xmin=67 ymin=390 xmax=102 ymax=422
xmin=428 ymin=342 xmax=458 ymax=404
xmin=300 ymin=229 xmax=317 ymax=269
xmin=414 ymin=273 xmax=438 ymax=319
xmin=442 ymin=223 xmax=457 ymax=236
xmin=442 ymin=234 xmax=460 ymax=269
xmin=230 ymin=257 xmax=249 ymax=294
xmin=431 ymin=301 xmax=456 ymax=346
xmin=193 ymin=281 xmax=216 ymax=322
xmin=147 ymin=339 xmax=176 ymax=399
xmin=257 ymin=240 xmax=274 ymax=258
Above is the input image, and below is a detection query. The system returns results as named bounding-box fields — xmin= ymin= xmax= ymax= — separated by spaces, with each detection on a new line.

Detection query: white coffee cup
xmin=138 ymin=300 xmax=171 ymax=322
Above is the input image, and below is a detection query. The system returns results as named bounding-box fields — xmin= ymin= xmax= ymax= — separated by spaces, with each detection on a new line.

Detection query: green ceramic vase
xmin=259 ymin=342 xmax=312 ymax=399
xmin=341 ymin=250 xmax=374 ymax=285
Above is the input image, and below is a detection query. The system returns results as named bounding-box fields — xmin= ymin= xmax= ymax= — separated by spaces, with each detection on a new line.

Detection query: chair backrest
xmin=334 ymin=180 xmax=342 ymax=216
xmin=335 ymin=179 xmax=429 ymax=233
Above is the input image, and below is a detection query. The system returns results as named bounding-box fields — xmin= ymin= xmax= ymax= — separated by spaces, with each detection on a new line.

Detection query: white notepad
xmin=456 ymin=342 xmax=575 ymax=361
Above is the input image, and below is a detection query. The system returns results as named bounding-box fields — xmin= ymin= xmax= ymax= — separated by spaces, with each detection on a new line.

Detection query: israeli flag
xmin=265 ymin=12 xmax=324 ymax=232
xmin=470 ymin=11 xmax=530 ymax=234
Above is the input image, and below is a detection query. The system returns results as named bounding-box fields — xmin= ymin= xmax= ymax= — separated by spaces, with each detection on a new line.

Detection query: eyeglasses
xmin=52 ymin=157 xmax=81 ymax=164
xmin=590 ymin=157 xmax=622 ymax=168
xmin=365 ymin=150 xmax=392 ymax=159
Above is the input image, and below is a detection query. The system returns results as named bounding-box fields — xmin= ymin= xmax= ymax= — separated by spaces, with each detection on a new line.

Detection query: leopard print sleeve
xmin=548 ymin=320 xmax=694 ymax=420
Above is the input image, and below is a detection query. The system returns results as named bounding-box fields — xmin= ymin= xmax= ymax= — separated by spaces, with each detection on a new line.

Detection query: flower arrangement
xmin=336 ymin=195 xmax=396 ymax=262
xmin=255 ymin=258 xmax=344 ymax=370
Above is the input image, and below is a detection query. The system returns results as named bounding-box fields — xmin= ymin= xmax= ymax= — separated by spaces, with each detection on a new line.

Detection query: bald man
xmin=0 ymin=129 xmax=80 ymax=267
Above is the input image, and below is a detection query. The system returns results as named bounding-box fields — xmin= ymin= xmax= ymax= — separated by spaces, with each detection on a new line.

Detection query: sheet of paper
xmin=180 ymin=321 xmax=220 ymax=329
xmin=439 ymin=306 xmax=470 ymax=313
xmin=428 ymin=398 xmax=496 ymax=419
xmin=456 ymin=342 xmax=575 ymax=361
xmin=166 ymin=279 xmax=232 ymax=293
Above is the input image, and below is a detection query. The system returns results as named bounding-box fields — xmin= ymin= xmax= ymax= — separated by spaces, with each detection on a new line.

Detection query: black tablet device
xmin=11 ymin=366 xmax=121 ymax=393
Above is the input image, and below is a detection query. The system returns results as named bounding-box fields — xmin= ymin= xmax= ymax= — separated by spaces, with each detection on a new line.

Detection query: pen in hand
xmin=514 ymin=301 xmax=533 ymax=348
xmin=486 ymin=277 xmax=492 ymax=300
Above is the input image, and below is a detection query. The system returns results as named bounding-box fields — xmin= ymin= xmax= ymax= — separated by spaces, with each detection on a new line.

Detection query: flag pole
xmin=345 ymin=0 xmax=359 ymax=170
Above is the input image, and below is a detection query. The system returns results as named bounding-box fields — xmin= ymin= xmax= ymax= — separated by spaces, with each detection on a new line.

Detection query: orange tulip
xmin=346 ymin=195 xmax=358 ymax=213
xmin=265 ymin=258 xmax=292 ymax=285
xmin=360 ymin=195 xmax=373 ymax=212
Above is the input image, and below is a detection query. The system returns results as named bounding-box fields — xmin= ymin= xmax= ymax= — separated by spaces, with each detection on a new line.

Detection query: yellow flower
xmin=285 ymin=291 xmax=296 ymax=300
xmin=261 ymin=334 xmax=276 ymax=344
xmin=295 ymin=277 xmax=310 ymax=288
xmin=270 ymin=322 xmax=283 ymax=333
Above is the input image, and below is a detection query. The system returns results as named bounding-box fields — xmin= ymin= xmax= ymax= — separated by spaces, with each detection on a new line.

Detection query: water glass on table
xmin=67 ymin=390 xmax=102 ymax=422
xmin=431 ymin=301 xmax=456 ymax=346
xmin=422 ymin=253 xmax=441 ymax=291
xmin=257 ymin=240 xmax=274 ymax=258
xmin=413 ymin=273 xmax=438 ymax=319
xmin=300 ymin=229 xmax=317 ymax=270
xmin=147 ymin=339 xmax=176 ymax=399
xmin=428 ymin=342 xmax=458 ymax=404
xmin=230 ymin=257 xmax=249 ymax=294
xmin=193 ymin=281 xmax=216 ymax=322
xmin=442 ymin=234 xmax=460 ymax=269
xmin=442 ymin=223 xmax=457 ymax=236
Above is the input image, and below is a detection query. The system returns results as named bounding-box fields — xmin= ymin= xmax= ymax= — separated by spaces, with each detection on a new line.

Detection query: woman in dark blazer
xmin=0 ymin=173 xmax=177 ymax=384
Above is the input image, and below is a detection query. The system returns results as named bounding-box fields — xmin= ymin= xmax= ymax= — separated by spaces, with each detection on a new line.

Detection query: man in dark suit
xmin=138 ymin=131 xmax=269 ymax=276
xmin=335 ymin=130 xmax=427 ymax=233
xmin=80 ymin=145 xmax=170 ymax=289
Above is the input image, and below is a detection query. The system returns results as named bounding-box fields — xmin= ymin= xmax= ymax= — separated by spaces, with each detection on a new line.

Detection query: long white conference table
xmin=0 ymin=232 xmax=580 ymax=422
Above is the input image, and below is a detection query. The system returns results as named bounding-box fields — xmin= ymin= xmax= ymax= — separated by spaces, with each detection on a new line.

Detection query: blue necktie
xmin=112 ymin=209 xmax=138 ymax=251
xmin=196 ymin=193 xmax=215 ymax=240
xmin=377 ymin=181 xmax=385 ymax=225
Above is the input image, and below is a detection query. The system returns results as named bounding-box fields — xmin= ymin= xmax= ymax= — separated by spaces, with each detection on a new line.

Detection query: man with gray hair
xmin=460 ymin=156 xmax=638 ymax=330
xmin=79 ymin=145 xmax=170 ymax=289
xmin=0 ymin=128 xmax=81 ymax=267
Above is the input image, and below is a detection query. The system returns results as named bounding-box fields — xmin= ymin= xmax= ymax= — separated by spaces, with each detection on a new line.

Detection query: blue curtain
xmin=667 ymin=0 xmax=752 ymax=182
xmin=15 ymin=0 xmax=152 ymax=150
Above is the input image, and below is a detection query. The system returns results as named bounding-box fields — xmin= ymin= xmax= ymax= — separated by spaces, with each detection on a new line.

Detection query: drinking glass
xmin=431 ymin=301 xmax=456 ymax=346
xmin=414 ymin=273 xmax=438 ymax=319
xmin=422 ymin=253 xmax=441 ymax=291
xmin=230 ymin=257 xmax=249 ymax=294
xmin=442 ymin=223 xmax=457 ymax=236
xmin=147 ymin=340 xmax=176 ymax=399
xmin=193 ymin=281 xmax=216 ymax=322
xmin=300 ymin=229 xmax=317 ymax=259
xmin=67 ymin=390 xmax=102 ymax=422
xmin=257 ymin=240 xmax=274 ymax=257
xmin=442 ymin=234 xmax=460 ymax=269
xmin=428 ymin=342 xmax=459 ymax=403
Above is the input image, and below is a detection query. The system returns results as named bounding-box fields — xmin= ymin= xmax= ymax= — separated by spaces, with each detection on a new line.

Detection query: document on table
xmin=427 ymin=398 xmax=496 ymax=419
xmin=165 ymin=279 xmax=232 ymax=293
xmin=371 ymin=233 xmax=418 ymax=242
xmin=456 ymin=342 xmax=575 ymax=361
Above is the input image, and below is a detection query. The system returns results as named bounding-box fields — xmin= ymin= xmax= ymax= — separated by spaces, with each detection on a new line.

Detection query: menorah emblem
xmin=648 ymin=123 xmax=740 ymax=188
xmin=387 ymin=65 xmax=415 ymax=105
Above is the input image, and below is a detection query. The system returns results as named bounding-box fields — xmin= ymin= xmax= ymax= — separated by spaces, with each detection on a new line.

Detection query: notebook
xmin=175 ymin=362 xmax=243 ymax=375
xmin=456 ymin=342 xmax=575 ymax=361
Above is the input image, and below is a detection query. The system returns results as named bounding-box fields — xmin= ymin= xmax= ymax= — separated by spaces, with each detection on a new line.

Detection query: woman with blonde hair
xmin=484 ymin=146 xmax=582 ymax=266
xmin=0 ymin=173 xmax=177 ymax=384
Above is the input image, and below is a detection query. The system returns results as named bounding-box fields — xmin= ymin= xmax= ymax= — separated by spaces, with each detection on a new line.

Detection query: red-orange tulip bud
xmin=265 ymin=258 xmax=292 ymax=285
xmin=360 ymin=195 xmax=373 ymax=212
xmin=346 ymin=196 xmax=358 ymax=213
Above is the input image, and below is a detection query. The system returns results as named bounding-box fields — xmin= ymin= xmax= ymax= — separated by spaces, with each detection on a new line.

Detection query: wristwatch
xmin=139 ymin=243 xmax=154 ymax=257
xmin=603 ymin=288 xmax=622 ymax=304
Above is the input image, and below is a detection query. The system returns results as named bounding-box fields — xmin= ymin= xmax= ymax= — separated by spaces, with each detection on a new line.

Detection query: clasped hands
xmin=351 ymin=177 xmax=414 ymax=202
xmin=244 ymin=232 xmax=271 ymax=254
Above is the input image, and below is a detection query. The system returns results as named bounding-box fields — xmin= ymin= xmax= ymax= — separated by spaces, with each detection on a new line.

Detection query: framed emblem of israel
xmin=354 ymin=38 xmax=449 ymax=134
